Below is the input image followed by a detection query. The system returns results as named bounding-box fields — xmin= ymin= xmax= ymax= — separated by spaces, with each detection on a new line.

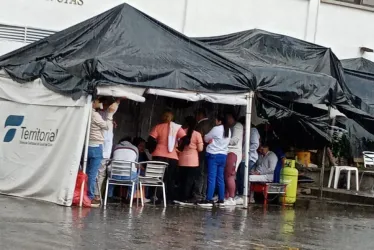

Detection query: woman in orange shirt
xmin=177 ymin=116 xmax=204 ymax=203
xmin=147 ymin=111 xmax=186 ymax=203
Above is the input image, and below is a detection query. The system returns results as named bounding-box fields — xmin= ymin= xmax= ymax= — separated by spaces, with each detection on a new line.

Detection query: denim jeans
xmin=87 ymin=145 xmax=103 ymax=200
xmin=206 ymin=153 xmax=227 ymax=201
xmin=107 ymin=172 xmax=138 ymax=198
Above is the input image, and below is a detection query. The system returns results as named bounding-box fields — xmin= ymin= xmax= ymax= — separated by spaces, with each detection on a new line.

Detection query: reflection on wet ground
xmin=0 ymin=196 xmax=374 ymax=250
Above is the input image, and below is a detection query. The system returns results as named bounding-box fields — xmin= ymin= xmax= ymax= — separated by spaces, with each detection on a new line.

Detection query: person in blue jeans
xmin=87 ymin=98 xmax=119 ymax=207
xmin=198 ymin=114 xmax=231 ymax=207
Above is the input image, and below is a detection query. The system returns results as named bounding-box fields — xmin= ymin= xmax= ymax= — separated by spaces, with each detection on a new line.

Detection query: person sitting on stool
xmin=248 ymin=142 xmax=278 ymax=204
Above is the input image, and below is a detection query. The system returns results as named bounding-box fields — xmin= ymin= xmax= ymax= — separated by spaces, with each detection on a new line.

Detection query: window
xmin=337 ymin=0 xmax=374 ymax=7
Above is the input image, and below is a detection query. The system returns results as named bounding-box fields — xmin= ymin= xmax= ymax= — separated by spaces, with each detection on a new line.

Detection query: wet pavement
xmin=0 ymin=196 xmax=374 ymax=250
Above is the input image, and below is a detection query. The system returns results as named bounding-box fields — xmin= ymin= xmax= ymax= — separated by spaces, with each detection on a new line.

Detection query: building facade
xmin=1 ymin=0 xmax=374 ymax=60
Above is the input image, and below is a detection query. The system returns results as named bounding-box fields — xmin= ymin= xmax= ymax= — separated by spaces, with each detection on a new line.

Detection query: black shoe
xmin=216 ymin=200 xmax=225 ymax=207
xmin=197 ymin=200 xmax=214 ymax=208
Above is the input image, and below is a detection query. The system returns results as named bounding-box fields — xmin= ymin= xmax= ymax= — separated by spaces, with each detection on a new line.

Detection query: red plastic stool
xmin=250 ymin=182 xmax=287 ymax=206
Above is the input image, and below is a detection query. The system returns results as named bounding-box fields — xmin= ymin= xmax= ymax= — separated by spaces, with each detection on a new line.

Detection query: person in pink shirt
xmin=147 ymin=110 xmax=186 ymax=203
xmin=177 ymin=116 xmax=204 ymax=203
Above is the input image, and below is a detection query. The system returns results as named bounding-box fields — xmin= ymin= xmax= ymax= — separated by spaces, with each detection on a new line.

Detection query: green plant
xmin=331 ymin=133 xmax=352 ymax=159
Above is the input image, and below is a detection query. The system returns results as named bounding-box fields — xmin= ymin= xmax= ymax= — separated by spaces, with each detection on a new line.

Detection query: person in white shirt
xmin=235 ymin=119 xmax=260 ymax=205
xmin=248 ymin=143 xmax=278 ymax=203
xmin=87 ymin=98 xmax=118 ymax=207
xmin=94 ymin=97 xmax=118 ymax=202
xmin=224 ymin=112 xmax=243 ymax=206
xmin=249 ymin=127 xmax=260 ymax=168
xmin=198 ymin=114 xmax=231 ymax=207
xmin=107 ymin=137 xmax=139 ymax=198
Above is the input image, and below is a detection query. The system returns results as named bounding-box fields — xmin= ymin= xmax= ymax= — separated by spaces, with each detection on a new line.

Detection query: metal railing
xmin=0 ymin=23 xmax=55 ymax=43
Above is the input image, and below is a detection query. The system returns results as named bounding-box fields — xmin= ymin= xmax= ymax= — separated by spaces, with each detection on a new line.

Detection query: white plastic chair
xmin=328 ymin=166 xmax=359 ymax=191
xmin=360 ymin=151 xmax=374 ymax=187
xmin=104 ymin=160 xmax=141 ymax=208
xmin=138 ymin=161 xmax=168 ymax=207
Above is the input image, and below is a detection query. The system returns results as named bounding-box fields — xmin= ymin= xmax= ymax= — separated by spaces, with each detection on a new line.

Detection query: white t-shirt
xmin=99 ymin=110 xmax=113 ymax=159
xmin=112 ymin=141 xmax=139 ymax=173
xmin=228 ymin=122 xmax=244 ymax=164
xmin=204 ymin=125 xmax=231 ymax=155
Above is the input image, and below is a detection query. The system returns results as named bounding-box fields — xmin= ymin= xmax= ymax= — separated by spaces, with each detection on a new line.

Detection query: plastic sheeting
xmin=0 ymin=4 xmax=346 ymax=108
xmin=196 ymin=29 xmax=349 ymax=105
xmin=147 ymin=89 xmax=247 ymax=105
xmin=255 ymin=96 xmax=331 ymax=148
xmin=0 ymin=76 xmax=89 ymax=206
xmin=341 ymin=58 xmax=374 ymax=107
xmin=96 ymin=85 xmax=146 ymax=103
xmin=0 ymin=3 xmax=250 ymax=100
xmin=336 ymin=116 xmax=374 ymax=158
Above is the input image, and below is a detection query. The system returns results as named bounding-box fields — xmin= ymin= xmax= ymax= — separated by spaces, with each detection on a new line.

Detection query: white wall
xmin=317 ymin=2 xmax=374 ymax=61
xmin=1 ymin=0 xmax=374 ymax=61
xmin=0 ymin=41 xmax=25 ymax=56
xmin=183 ymin=0 xmax=309 ymax=39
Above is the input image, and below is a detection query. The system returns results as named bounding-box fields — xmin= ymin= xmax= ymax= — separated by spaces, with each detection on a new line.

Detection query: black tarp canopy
xmin=341 ymin=57 xmax=374 ymax=107
xmin=196 ymin=29 xmax=350 ymax=103
xmin=339 ymin=58 xmax=374 ymax=155
xmin=196 ymin=30 xmax=351 ymax=148
xmin=0 ymin=3 xmax=344 ymax=108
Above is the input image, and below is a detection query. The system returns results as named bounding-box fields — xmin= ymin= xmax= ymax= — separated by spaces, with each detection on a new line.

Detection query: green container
xmin=280 ymin=159 xmax=298 ymax=205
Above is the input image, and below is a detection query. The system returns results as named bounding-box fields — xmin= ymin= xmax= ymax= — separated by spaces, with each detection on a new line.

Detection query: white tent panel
xmin=0 ymin=75 xmax=90 ymax=206
xmin=147 ymin=89 xmax=247 ymax=105
xmin=0 ymin=74 xmax=86 ymax=107
xmin=96 ymin=85 xmax=146 ymax=103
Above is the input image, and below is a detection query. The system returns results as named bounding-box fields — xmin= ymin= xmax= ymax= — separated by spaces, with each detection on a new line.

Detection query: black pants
xmin=153 ymin=156 xmax=178 ymax=201
xmin=178 ymin=166 xmax=200 ymax=201
xmin=236 ymin=162 xmax=245 ymax=196
xmin=195 ymin=152 xmax=208 ymax=200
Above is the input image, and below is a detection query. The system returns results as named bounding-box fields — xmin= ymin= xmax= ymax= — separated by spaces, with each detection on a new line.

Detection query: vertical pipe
xmin=313 ymin=0 xmax=321 ymax=43
xmin=319 ymin=146 xmax=326 ymax=199
xmin=181 ymin=0 xmax=189 ymax=34
xmin=243 ymin=91 xmax=254 ymax=208
xmin=79 ymin=95 xmax=93 ymax=207
xmin=319 ymin=105 xmax=332 ymax=199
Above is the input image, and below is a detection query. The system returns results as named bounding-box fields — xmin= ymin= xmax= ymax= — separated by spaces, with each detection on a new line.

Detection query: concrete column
xmin=304 ymin=0 xmax=320 ymax=42
xmin=181 ymin=0 xmax=189 ymax=34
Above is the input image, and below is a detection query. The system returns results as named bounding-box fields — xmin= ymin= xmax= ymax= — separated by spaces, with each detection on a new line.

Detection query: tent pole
xmin=79 ymin=95 xmax=93 ymax=207
xmin=319 ymin=105 xmax=332 ymax=199
xmin=243 ymin=91 xmax=254 ymax=208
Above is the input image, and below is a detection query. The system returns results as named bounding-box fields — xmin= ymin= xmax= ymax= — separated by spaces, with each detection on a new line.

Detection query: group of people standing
xmin=85 ymin=96 xmax=280 ymax=208
xmin=147 ymin=108 xmax=252 ymax=207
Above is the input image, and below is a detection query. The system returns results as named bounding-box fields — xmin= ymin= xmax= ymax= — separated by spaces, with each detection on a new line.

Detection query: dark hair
xmin=225 ymin=111 xmax=237 ymax=121
xmin=119 ymin=136 xmax=132 ymax=144
xmin=216 ymin=113 xmax=230 ymax=138
xmin=195 ymin=108 xmax=207 ymax=118
xmin=99 ymin=96 xmax=116 ymax=106
xmin=260 ymin=140 xmax=270 ymax=148
xmin=238 ymin=116 xmax=245 ymax=125
xmin=133 ymin=137 xmax=146 ymax=147
xmin=184 ymin=116 xmax=197 ymax=146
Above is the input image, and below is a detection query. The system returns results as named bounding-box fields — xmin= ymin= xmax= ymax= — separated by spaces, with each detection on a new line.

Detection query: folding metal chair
xmin=360 ymin=151 xmax=374 ymax=189
xmin=138 ymin=161 xmax=168 ymax=207
xmin=104 ymin=160 xmax=140 ymax=208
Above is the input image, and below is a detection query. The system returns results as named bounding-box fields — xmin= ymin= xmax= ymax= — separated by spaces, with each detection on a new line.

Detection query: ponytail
xmin=178 ymin=116 xmax=197 ymax=151
xmin=184 ymin=116 xmax=197 ymax=146
xmin=216 ymin=113 xmax=230 ymax=138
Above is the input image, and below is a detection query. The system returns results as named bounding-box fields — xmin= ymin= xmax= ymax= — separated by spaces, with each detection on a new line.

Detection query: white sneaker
xmin=197 ymin=200 xmax=214 ymax=208
xmin=234 ymin=196 xmax=244 ymax=205
xmin=223 ymin=198 xmax=236 ymax=206
xmin=212 ymin=195 xmax=219 ymax=202
xmin=144 ymin=198 xmax=151 ymax=203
